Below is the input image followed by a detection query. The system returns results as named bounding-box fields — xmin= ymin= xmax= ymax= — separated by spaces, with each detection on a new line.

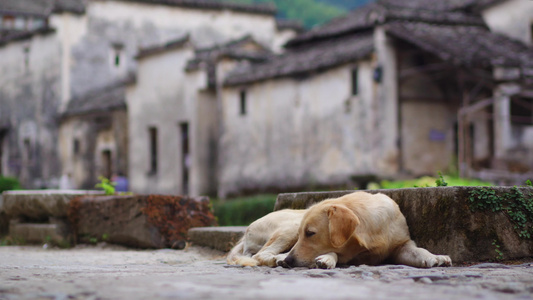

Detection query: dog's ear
xmin=327 ymin=205 xmax=359 ymax=248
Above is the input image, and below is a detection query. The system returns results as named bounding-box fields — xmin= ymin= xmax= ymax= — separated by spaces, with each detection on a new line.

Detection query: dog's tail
xmin=226 ymin=238 xmax=259 ymax=267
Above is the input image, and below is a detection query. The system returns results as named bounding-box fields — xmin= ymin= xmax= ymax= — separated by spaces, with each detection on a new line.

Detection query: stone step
xmin=9 ymin=219 xmax=70 ymax=245
xmin=188 ymin=226 xmax=246 ymax=252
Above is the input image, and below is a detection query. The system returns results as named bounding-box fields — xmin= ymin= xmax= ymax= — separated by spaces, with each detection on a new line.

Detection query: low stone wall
xmin=73 ymin=194 xmax=217 ymax=248
xmin=2 ymin=191 xmax=217 ymax=249
xmin=275 ymin=187 xmax=533 ymax=264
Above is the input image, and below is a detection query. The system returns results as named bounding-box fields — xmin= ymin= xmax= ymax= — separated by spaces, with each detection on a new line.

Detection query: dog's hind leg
xmin=391 ymin=240 xmax=452 ymax=268
xmin=252 ymin=228 xmax=299 ymax=267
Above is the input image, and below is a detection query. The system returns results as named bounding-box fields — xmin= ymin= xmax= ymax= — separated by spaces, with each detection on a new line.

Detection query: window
xmin=149 ymin=127 xmax=158 ymax=174
xmin=2 ymin=15 xmax=15 ymax=30
xmin=23 ymin=138 xmax=32 ymax=163
xmin=240 ymin=90 xmax=247 ymax=115
xmin=23 ymin=46 xmax=30 ymax=72
xmin=351 ymin=68 xmax=358 ymax=96
xmin=0 ymin=130 xmax=5 ymax=175
xmin=111 ymin=44 xmax=124 ymax=69
xmin=73 ymin=139 xmax=80 ymax=155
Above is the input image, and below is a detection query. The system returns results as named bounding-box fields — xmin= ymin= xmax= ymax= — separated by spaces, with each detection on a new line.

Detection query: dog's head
xmin=283 ymin=201 xmax=360 ymax=268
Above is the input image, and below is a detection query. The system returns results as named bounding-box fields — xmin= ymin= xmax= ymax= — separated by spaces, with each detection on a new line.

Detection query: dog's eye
xmin=305 ymin=230 xmax=316 ymax=238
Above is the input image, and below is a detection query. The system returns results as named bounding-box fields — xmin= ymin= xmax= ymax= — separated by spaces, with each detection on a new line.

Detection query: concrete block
xmin=9 ymin=219 xmax=70 ymax=244
xmin=275 ymin=187 xmax=533 ymax=264
xmin=74 ymin=194 xmax=217 ymax=249
xmin=188 ymin=226 xmax=246 ymax=252
xmin=3 ymin=190 xmax=104 ymax=221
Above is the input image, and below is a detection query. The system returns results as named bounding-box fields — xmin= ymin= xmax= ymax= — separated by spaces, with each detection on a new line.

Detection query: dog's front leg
xmin=315 ymin=252 xmax=338 ymax=269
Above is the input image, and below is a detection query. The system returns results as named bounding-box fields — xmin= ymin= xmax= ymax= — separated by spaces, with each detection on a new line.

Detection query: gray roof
xmin=386 ymin=21 xmax=533 ymax=70
xmin=53 ymin=0 xmax=86 ymax=14
xmin=0 ymin=27 xmax=55 ymax=47
xmin=286 ymin=0 xmax=491 ymax=47
xmin=0 ymin=0 xmax=54 ymax=17
xmin=276 ymin=20 xmax=305 ymax=33
xmin=225 ymin=32 xmax=374 ymax=86
xmin=186 ymin=35 xmax=272 ymax=87
xmin=136 ymin=34 xmax=190 ymax=59
xmin=63 ymin=83 xmax=128 ymax=117
xmin=111 ymin=0 xmax=276 ymax=15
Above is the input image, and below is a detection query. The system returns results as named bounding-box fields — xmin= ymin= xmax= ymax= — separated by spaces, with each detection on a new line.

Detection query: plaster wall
xmin=126 ymin=46 xmax=196 ymax=195
xmin=219 ymin=61 xmax=378 ymax=197
xmin=482 ymin=0 xmax=533 ymax=45
xmin=59 ymin=110 xmax=128 ymax=189
xmin=0 ymin=33 xmax=62 ymax=188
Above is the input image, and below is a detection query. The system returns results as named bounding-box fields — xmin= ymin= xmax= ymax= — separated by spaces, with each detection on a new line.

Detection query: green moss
xmin=468 ymin=186 xmax=533 ymax=240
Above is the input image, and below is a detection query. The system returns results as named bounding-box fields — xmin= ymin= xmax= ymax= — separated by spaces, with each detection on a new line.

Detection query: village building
xmin=1 ymin=0 xmax=531 ymax=197
xmin=0 ymin=0 xmax=298 ymax=190
xmin=218 ymin=0 xmax=533 ymax=196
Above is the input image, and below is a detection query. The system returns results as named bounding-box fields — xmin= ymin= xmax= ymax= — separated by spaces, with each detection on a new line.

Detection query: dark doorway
xmin=102 ymin=150 xmax=112 ymax=179
xmin=180 ymin=122 xmax=190 ymax=195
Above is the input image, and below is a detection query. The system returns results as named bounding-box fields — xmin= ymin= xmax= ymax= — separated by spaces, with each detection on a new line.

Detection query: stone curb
xmin=188 ymin=226 xmax=246 ymax=252
xmin=275 ymin=187 xmax=533 ymax=263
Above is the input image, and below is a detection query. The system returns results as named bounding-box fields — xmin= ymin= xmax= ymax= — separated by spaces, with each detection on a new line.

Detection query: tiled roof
xmin=0 ymin=0 xmax=54 ymax=17
xmin=276 ymin=19 xmax=305 ymax=33
xmin=286 ymin=0 xmax=490 ymax=47
xmin=224 ymin=32 xmax=374 ymax=86
xmin=0 ymin=27 xmax=56 ymax=47
xmin=63 ymin=82 xmax=128 ymax=117
xmin=386 ymin=21 xmax=533 ymax=71
xmin=186 ymin=35 xmax=272 ymax=87
xmin=136 ymin=34 xmax=190 ymax=59
xmin=53 ymin=0 xmax=86 ymax=14
xmin=112 ymin=0 xmax=276 ymax=15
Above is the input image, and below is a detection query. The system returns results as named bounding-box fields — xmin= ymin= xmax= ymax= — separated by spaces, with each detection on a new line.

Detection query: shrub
xmin=211 ymin=194 xmax=277 ymax=226
xmin=0 ymin=177 xmax=21 ymax=193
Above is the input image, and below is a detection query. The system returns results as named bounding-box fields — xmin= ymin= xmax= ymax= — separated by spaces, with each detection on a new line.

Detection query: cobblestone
xmin=1 ymin=246 xmax=532 ymax=299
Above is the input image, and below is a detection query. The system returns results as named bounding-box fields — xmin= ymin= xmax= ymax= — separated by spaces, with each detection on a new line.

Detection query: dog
xmin=281 ymin=191 xmax=452 ymax=269
xmin=226 ymin=209 xmax=307 ymax=267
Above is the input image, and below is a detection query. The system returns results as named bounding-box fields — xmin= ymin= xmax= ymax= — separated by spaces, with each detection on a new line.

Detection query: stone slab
xmin=74 ymin=194 xmax=217 ymax=249
xmin=188 ymin=226 xmax=246 ymax=252
xmin=275 ymin=187 xmax=533 ymax=264
xmin=9 ymin=219 xmax=70 ymax=244
xmin=2 ymin=190 xmax=104 ymax=221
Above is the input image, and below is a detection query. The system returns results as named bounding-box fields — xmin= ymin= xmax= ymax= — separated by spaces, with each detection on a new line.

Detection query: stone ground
xmin=1 ymin=245 xmax=533 ymax=300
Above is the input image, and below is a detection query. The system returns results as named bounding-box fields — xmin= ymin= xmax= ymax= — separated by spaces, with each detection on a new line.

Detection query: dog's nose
xmin=283 ymin=255 xmax=295 ymax=268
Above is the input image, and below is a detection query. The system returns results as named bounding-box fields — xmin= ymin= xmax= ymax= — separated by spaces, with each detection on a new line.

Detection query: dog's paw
xmin=421 ymin=255 xmax=452 ymax=268
xmin=252 ymin=252 xmax=277 ymax=267
xmin=315 ymin=254 xmax=337 ymax=269
xmin=435 ymin=255 xmax=452 ymax=267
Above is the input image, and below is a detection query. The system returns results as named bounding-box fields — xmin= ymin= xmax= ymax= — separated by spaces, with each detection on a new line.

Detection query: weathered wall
xmin=69 ymin=1 xmax=277 ymax=99
xmin=59 ymin=110 xmax=128 ymax=189
xmin=126 ymin=45 xmax=197 ymax=195
xmin=0 ymin=32 xmax=62 ymax=188
xmin=219 ymin=61 xmax=378 ymax=197
xmin=482 ymin=0 xmax=533 ymax=45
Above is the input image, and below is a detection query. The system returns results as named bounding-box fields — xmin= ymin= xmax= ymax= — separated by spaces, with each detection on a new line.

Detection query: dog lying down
xmin=227 ymin=191 xmax=452 ymax=269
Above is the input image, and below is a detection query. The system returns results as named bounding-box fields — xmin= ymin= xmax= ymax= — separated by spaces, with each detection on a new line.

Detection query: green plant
xmin=526 ymin=180 xmax=532 ymax=187
xmin=211 ymin=194 xmax=277 ymax=226
xmin=95 ymin=176 xmax=116 ymax=195
xmin=469 ymin=186 xmax=533 ymax=239
xmin=435 ymin=172 xmax=448 ymax=187
xmin=0 ymin=177 xmax=21 ymax=193
xmin=492 ymin=239 xmax=504 ymax=261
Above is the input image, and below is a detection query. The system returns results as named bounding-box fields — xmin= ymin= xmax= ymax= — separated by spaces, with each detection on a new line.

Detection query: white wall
xmin=126 ymin=45 xmax=196 ymax=194
xmin=219 ymin=61 xmax=379 ymax=197
xmin=89 ymin=1 xmax=278 ymax=49
xmin=482 ymin=0 xmax=533 ymax=45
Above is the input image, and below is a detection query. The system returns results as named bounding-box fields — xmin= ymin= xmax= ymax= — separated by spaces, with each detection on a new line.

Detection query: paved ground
xmin=1 ymin=245 xmax=533 ymax=300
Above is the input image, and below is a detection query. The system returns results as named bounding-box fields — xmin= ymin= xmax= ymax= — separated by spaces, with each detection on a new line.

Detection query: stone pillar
xmin=493 ymin=83 xmax=519 ymax=159
xmin=373 ymin=26 xmax=399 ymax=175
